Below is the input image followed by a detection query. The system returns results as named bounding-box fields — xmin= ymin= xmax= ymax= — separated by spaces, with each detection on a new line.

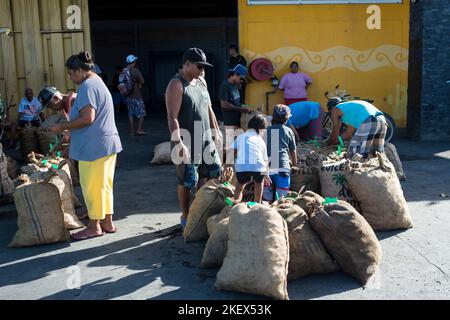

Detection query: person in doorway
xmin=111 ymin=65 xmax=125 ymax=115
xmin=326 ymin=98 xmax=387 ymax=159
xmin=50 ymin=51 xmax=122 ymax=241
xmin=124 ymin=54 xmax=147 ymax=136
xmin=228 ymin=44 xmax=248 ymax=104
xmin=8 ymin=88 xmax=45 ymax=149
xmin=287 ymin=101 xmax=324 ymax=142
xmin=279 ymin=61 xmax=313 ymax=106
xmin=220 ymin=64 xmax=251 ymax=162
xmin=165 ymin=48 xmax=223 ymax=230
xmin=230 ymin=114 xmax=270 ymax=204
xmin=263 ymin=105 xmax=297 ymax=202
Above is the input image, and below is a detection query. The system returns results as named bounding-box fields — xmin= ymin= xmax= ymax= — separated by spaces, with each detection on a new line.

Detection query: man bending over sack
xmin=327 ymin=98 xmax=387 ymax=159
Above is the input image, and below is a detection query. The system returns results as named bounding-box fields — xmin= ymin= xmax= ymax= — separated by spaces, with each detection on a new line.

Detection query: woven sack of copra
xmin=9 ymin=172 xmax=70 ymax=248
xmin=346 ymin=152 xmax=413 ymax=231
xmin=183 ymin=179 xmax=234 ymax=242
xmin=151 ymin=142 xmax=173 ymax=165
xmin=275 ymin=201 xmax=339 ymax=281
xmin=215 ymin=203 xmax=289 ymax=300
xmin=309 ymin=200 xmax=382 ymax=285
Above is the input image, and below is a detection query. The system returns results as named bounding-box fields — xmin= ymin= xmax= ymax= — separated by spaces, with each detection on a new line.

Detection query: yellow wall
xmin=239 ymin=0 xmax=409 ymax=128
xmin=0 ymin=0 xmax=92 ymax=121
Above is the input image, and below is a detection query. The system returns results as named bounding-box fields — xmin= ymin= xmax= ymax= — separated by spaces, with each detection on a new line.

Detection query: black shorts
xmin=236 ymin=172 xmax=265 ymax=184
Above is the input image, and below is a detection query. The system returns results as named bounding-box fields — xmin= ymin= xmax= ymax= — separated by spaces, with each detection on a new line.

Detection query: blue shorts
xmin=176 ymin=163 xmax=222 ymax=189
xmin=126 ymin=98 xmax=147 ymax=119
xmin=263 ymin=172 xmax=291 ymax=202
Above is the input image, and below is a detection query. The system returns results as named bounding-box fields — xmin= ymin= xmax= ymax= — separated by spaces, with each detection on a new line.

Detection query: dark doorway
xmin=89 ymin=0 xmax=238 ymax=117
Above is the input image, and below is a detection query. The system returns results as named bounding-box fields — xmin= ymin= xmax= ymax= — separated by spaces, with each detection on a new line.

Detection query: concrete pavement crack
xmin=395 ymin=235 xmax=449 ymax=279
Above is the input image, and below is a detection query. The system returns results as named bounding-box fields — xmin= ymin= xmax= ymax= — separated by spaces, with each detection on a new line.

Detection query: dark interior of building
xmin=89 ymin=0 xmax=238 ymax=117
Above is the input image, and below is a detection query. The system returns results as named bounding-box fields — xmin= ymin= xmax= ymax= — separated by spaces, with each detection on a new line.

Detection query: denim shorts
xmin=176 ymin=163 xmax=222 ymax=189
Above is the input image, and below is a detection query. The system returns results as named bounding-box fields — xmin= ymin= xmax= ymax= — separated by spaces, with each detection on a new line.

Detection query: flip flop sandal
xmin=71 ymin=231 xmax=105 ymax=241
xmin=102 ymin=226 xmax=119 ymax=234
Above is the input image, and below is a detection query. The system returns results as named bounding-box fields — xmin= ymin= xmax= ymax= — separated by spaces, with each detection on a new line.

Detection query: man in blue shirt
xmin=287 ymin=101 xmax=323 ymax=142
xmin=7 ymin=88 xmax=44 ymax=149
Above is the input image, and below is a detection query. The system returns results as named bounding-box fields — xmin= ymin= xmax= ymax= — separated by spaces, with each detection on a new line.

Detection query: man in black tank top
xmin=166 ymin=48 xmax=223 ymax=229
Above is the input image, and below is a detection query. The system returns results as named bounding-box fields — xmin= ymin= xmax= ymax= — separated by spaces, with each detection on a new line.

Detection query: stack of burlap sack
xmin=184 ymin=140 xmax=411 ymax=300
xmin=8 ymin=153 xmax=84 ymax=248
xmin=291 ymin=141 xmax=412 ymax=231
xmin=0 ymin=144 xmax=15 ymax=205
xmin=19 ymin=114 xmax=67 ymax=158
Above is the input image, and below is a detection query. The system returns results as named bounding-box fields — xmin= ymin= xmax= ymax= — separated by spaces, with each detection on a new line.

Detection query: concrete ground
xmin=0 ymin=112 xmax=449 ymax=300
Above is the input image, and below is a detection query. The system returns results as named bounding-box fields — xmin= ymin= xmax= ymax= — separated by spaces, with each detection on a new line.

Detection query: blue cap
xmin=230 ymin=64 xmax=248 ymax=77
xmin=126 ymin=55 xmax=138 ymax=64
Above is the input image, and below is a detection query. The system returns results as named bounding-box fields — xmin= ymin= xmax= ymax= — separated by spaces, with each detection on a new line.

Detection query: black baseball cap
xmin=182 ymin=48 xmax=213 ymax=67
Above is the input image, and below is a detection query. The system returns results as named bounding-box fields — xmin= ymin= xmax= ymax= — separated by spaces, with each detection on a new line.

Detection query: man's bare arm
xmin=165 ymin=79 xmax=183 ymax=142
xmin=221 ymin=100 xmax=248 ymax=113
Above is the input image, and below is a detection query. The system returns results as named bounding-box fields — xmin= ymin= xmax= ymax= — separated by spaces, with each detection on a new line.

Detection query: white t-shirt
xmin=18 ymin=97 xmax=42 ymax=121
xmin=231 ymin=130 xmax=268 ymax=173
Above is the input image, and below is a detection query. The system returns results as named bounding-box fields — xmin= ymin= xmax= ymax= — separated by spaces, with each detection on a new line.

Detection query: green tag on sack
xmin=337 ymin=145 xmax=342 ymax=156
xmin=247 ymin=202 xmax=257 ymax=208
xmin=49 ymin=144 xmax=53 ymax=152
xmin=42 ymin=160 xmax=48 ymax=166
xmin=276 ymin=192 xmax=280 ymax=201
xmin=52 ymin=164 xmax=58 ymax=170
xmin=223 ymin=182 xmax=230 ymax=187
xmin=323 ymin=197 xmax=338 ymax=205
xmin=225 ymin=198 xmax=233 ymax=207
xmin=57 ymin=151 xmax=62 ymax=158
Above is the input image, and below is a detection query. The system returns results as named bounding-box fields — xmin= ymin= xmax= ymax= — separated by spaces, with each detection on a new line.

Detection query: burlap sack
xmin=19 ymin=127 xmax=40 ymax=158
xmin=58 ymin=161 xmax=83 ymax=209
xmin=215 ymin=203 xmax=289 ymax=300
xmin=9 ymin=172 xmax=70 ymax=247
xmin=295 ymin=191 xmax=325 ymax=216
xmin=207 ymin=206 xmax=232 ymax=236
xmin=319 ymin=159 xmax=361 ymax=211
xmin=0 ymin=146 xmax=15 ymax=200
xmin=36 ymin=129 xmax=57 ymax=156
xmin=6 ymin=156 xmax=18 ymax=179
xmin=151 ymin=142 xmax=173 ymax=165
xmin=21 ymin=163 xmax=41 ymax=176
xmin=383 ymin=142 xmax=406 ymax=181
xmin=183 ymin=179 xmax=235 ymax=242
xmin=28 ymin=163 xmax=84 ymax=230
xmin=38 ymin=113 xmax=67 ymax=156
xmin=276 ymin=202 xmax=339 ymax=280
xmin=290 ymin=165 xmax=320 ymax=194
xmin=346 ymin=153 xmax=413 ymax=231
xmin=309 ymin=200 xmax=382 ymax=285
xmin=201 ymin=217 xmax=230 ymax=268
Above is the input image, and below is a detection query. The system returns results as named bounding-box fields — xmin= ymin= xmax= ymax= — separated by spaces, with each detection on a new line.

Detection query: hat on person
xmin=182 ymin=48 xmax=213 ymax=67
xmin=126 ymin=55 xmax=138 ymax=64
xmin=38 ymin=86 xmax=60 ymax=108
xmin=230 ymin=64 xmax=248 ymax=77
xmin=273 ymin=104 xmax=291 ymax=121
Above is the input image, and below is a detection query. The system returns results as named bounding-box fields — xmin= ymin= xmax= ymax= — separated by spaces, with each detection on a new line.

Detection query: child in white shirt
xmin=230 ymin=114 xmax=270 ymax=203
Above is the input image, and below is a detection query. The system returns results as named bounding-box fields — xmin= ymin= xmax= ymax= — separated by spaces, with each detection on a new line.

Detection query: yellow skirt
xmin=79 ymin=154 xmax=117 ymax=221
